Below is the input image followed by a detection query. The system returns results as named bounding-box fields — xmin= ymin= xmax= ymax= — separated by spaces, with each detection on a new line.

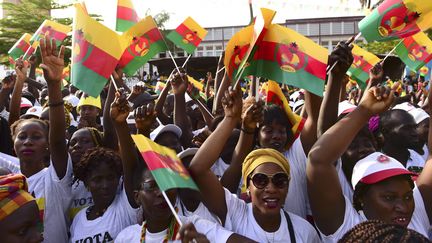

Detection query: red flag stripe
xmin=33 ymin=28 xmax=68 ymax=43
xmin=175 ymin=23 xmax=202 ymax=47
xmin=79 ymin=40 xmax=119 ymax=79
xmin=117 ymin=6 xmax=139 ymax=22
xmin=141 ymin=151 xmax=185 ymax=172
xmin=402 ymin=37 xmax=432 ymax=63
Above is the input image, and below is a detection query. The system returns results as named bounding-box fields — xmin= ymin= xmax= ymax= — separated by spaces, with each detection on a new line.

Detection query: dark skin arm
xmin=212 ymin=71 xmax=231 ymax=115
xmin=318 ymin=42 xmax=353 ymax=138
xmin=154 ymin=81 xmax=172 ymax=125
xmin=214 ymin=52 xmax=225 ymax=94
xmin=221 ymin=100 xmax=263 ymax=193
xmin=415 ymin=90 xmax=432 ymax=224
xmin=40 ymin=38 xmax=68 ymax=179
xmin=300 ymin=89 xmax=322 ymax=154
xmin=111 ymin=90 xmax=139 ymax=208
xmin=102 ymin=69 xmax=123 ymax=150
xmin=189 ymin=85 xmax=242 ymax=225
xmin=194 ymin=99 xmax=214 ymax=128
xmin=0 ymin=76 xmax=14 ymax=112
xmin=9 ymin=58 xmax=28 ymax=125
xmin=205 ymin=72 xmax=213 ymax=100
xmin=307 ymin=85 xmax=395 ymax=235
xmin=172 ymin=69 xmax=194 ymax=149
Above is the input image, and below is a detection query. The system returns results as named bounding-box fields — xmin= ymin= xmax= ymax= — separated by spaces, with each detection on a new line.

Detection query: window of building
xmin=309 ymin=23 xmax=319 ymax=36
xmin=343 ymin=22 xmax=355 ymax=35
xmin=223 ymin=27 xmax=233 ymax=40
xmin=204 ymin=29 xmax=213 ymax=41
xmin=214 ymin=28 xmax=223 ymax=40
xmin=332 ymin=22 xmax=342 ymax=35
xmin=320 ymin=23 xmax=331 ymax=35
xmin=298 ymin=24 xmax=308 ymax=35
xmin=159 ymin=52 xmax=167 ymax=58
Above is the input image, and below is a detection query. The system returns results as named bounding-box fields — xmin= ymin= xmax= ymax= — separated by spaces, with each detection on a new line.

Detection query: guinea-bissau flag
xmin=132 ymin=134 xmax=199 ymax=191
xmin=347 ymin=44 xmax=381 ymax=89
xmin=395 ymin=32 xmax=432 ymax=71
xmin=116 ymin=0 xmax=139 ymax=32
xmin=166 ymin=17 xmax=208 ymax=54
xmin=359 ymin=0 xmax=432 ymax=42
xmin=8 ymin=33 xmax=33 ymax=60
xmin=119 ymin=16 xmax=168 ymax=76
xmin=266 ymin=80 xmax=305 ymax=141
xmin=244 ymin=24 xmax=328 ymax=96
xmin=72 ymin=3 xmax=128 ymax=97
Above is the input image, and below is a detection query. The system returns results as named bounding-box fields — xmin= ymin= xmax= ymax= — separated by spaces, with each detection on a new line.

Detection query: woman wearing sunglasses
xmin=307 ymin=85 xmax=432 ymax=241
xmin=189 ymin=86 xmax=319 ymax=242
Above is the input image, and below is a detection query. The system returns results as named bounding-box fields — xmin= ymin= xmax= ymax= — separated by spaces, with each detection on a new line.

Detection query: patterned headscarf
xmin=0 ymin=174 xmax=35 ymax=220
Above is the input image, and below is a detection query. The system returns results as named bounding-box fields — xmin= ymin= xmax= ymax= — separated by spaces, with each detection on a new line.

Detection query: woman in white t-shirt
xmin=11 ymin=39 xmax=72 ymax=243
xmin=307 ymin=85 xmax=432 ymax=242
xmin=189 ymin=86 xmax=320 ymax=242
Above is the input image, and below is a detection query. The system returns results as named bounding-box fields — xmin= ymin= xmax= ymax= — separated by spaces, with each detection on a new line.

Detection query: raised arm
xmin=111 ymin=90 xmax=139 ymax=208
xmin=307 ymin=85 xmax=395 ymax=235
xmin=0 ymin=76 xmax=14 ymax=114
xmin=8 ymin=58 xmax=28 ymax=125
xmin=300 ymin=90 xmax=322 ymax=154
xmin=154 ymin=81 xmax=172 ymax=125
xmin=189 ymin=85 xmax=242 ymax=225
xmin=171 ymin=69 xmax=194 ymax=148
xmin=212 ymin=71 xmax=230 ymax=115
xmin=40 ymin=38 xmax=68 ymax=179
xmin=416 ymin=90 xmax=432 ymax=224
xmin=221 ymin=100 xmax=263 ymax=192
xmin=317 ymin=42 xmax=353 ymax=137
xmin=134 ymin=103 xmax=157 ymax=137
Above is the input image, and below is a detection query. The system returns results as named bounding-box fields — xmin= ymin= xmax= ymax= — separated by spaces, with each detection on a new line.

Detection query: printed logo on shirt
xmin=75 ymin=232 xmax=113 ymax=243
xmin=31 ymin=193 xmax=45 ymax=234
xmin=69 ymin=196 xmax=94 ymax=219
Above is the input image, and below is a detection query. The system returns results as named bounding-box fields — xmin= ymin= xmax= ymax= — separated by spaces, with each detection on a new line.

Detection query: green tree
xmin=0 ymin=0 xmax=71 ymax=63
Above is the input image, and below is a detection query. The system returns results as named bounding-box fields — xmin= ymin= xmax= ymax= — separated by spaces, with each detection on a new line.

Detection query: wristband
xmin=48 ymin=100 xmax=64 ymax=107
xmin=240 ymin=127 xmax=255 ymax=134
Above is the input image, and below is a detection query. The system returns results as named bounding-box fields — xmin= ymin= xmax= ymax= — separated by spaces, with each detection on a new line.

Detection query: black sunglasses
xmin=249 ymin=172 xmax=290 ymax=189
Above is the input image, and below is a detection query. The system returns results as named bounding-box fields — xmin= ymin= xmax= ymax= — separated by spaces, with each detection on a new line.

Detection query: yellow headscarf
xmin=242 ymin=148 xmax=290 ymax=190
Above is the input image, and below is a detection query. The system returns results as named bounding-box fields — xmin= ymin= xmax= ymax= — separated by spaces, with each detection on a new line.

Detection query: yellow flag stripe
xmin=183 ymin=17 xmax=207 ymax=39
xmin=117 ymin=0 xmax=134 ymax=8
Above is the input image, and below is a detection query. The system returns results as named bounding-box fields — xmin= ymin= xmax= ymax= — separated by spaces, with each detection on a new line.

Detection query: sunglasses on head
xmin=249 ymin=172 xmax=290 ymax=189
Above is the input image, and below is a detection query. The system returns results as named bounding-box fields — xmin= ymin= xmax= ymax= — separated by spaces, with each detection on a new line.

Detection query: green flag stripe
xmin=123 ymin=40 xmax=167 ymax=75
xmin=116 ymin=19 xmax=136 ymax=32
xmin=166 ymin=31 xmax=196 ymax=54
xmin=8 ymin=48 xmax=25 ymax=60
xmin=71 ymin=62 xmax=108 ymax=97
xmin=395 ymin=42 xmax=426 ymax=71
xmin=151 ymin=168 xmax=198 ymax=191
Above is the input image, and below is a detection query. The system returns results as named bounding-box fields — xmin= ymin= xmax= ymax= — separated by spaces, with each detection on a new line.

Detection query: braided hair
xmin=339 ymin=220 xmax=430 ymax=243
xmin=10 ymin=118 xmax=49 ymax=140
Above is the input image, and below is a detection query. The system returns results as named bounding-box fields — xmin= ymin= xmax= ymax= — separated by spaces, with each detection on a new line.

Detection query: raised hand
xmin=39 ymin=38 xmax=65 ymax=85
xmin=221 ymin=84 xmax=242 ymax=121
xmin=171 ymin=68 xmax=189 ymax=95
xmin=111 ymin=67 xmax=124 ymax=87
xmin=358 ymin=84 xmax=395 ymax=116
xmin=192 ymin=127 xmax=212 ymax=147
xmin=367 ymin=62 xmax=384 ymax=89
xmin=242 ymin=100 xmax=264 ymax=132
xmin=110 ymin=88 xmax=130 ymax=124
xmin=1 ymin=75 xmax=15 ymax=92
xmin=179 ymin=223 xmax=210 ymax=243
xmin=14 ymin=57 xmax=29 ymax=83
xmin=134 ymin=103 xmax=157 ymax=132
xmin=328 ymin=41 xmax=353 ymax=77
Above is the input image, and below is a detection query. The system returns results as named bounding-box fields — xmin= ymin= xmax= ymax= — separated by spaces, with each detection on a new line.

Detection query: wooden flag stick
xmin=326 ymin=32 xmax=362 ymax=75
xmin=216 ymin=66 xmax=226 ymax=75
xmin=181 ymin=54 xmax=192 ymax=68
xmin=382 ymin=41 xmax=401 ymax=63
xmin=110 ymin=75 xmax=119 ymax=91
xmin=168 ymin=50 xmax=181 ymax=73
xmin=161 ymin=190 xmax=183 ymax=227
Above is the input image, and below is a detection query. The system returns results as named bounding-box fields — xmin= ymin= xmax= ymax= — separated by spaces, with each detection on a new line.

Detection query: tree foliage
xmin=0 ymin=0 xmax=71 ymax=63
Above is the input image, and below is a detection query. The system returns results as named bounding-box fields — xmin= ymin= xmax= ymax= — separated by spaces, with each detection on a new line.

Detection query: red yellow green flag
xmin=132 ymin=134 xmax=199 ymax=191
xmin=116 ymin=0 xmax=139 ymax=32
xmin=119 ymin=16 xmax=168 ymax=76
xmin=224 ymin=8 xmax=276 ymax=83
xmin=395 ymin=32 xmax=432 ymax=71
xmin=359 ymin=0 xmax=432 ymax=42
xmin=347 ymin=44 xmax=381 ymax=89
xmin=266 ymin=80 xmax=305 ymax=141
xmin=72 ymin=3 xmax=128 ymax=97
xmin=246 ymin=24 xmax=328 ymax=96
xmin=166 ymin=17 xmax=208 ymax=54
xmin=155 ymin=81 xmax=166 ymax=94
xmin=420 ymin=66 xmax=429 ymax=77
xmin=8 ymin=33 xmax=33 ymax=60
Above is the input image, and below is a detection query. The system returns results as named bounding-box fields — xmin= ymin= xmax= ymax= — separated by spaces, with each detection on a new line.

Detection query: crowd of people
xmin=1 ymin=35 xmax=432 ymax=243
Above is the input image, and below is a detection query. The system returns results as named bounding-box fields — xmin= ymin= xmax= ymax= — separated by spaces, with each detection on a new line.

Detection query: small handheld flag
xmin=166 ymin=17 xmax=207 ymax=55
xmin=395 ymin=32 xmax=432 ymax=71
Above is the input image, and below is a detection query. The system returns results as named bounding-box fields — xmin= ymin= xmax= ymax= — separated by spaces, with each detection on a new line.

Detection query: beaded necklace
xmin=140 ymin=216 xmax=180 ymax=243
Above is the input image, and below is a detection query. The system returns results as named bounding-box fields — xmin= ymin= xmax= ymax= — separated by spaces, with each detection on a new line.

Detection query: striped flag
xmin=166 ymin=17 xmax=207 ymax=54
xmin=395 ymin=32 xmax=432 ymax=71
xmin=71 ymin=3 xmax=128 ymax=97
xmin=116 ymin=0 xmax=139 ymax=32
xmin=119 ymin=16 xmax=168 ymax=76
xmin=132 ymin=134 xmax=199 ymax=191
xmin=359 ymin=0 xmax=432 ymax=42
xmin=347 ymin=44 xmax=381 ymax=88
xmin=266 ymin=80 xmax=305 ymax=141
xmin=8 ymin=33 xmax=33 ymax=60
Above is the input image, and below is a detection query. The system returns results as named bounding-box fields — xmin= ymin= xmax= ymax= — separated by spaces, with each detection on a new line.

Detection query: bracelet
xmin=48 ymin=100 xmax=64 ymax=107
xmin=240 ymin=127 xmax=255 ymax=134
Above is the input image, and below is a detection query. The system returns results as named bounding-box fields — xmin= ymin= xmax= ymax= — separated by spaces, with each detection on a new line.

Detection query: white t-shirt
xmin=177 ymin=200 xmax=220 ymax=224
xmin=211 ymin=157 xmax=230 ymax=179
xmin=282 ymin=137 xmax=309 ymax=219
xmin=0 ymin=152 xmax=21 ymax=174
xmin=336 ymin=158 xmax=354 ymax=203
xmin=407 ymin=149 xmax=427 ymax=173
xmin=69 ymin=186 xmax=139 ymax=243
xmin=319 ymin=187 xmax=430 ymax=242
xmin=421 ymin=144 xmax=429 ymax=163
xmin=223 ymin=188 xmax=320 ymax=243
xmin=115 ymin=215 xmax=233 ymax=243
xmin=27 ymin=155 xmax=73 ymax=243
xmin=69 ymin=180 xmax=93 ymax=220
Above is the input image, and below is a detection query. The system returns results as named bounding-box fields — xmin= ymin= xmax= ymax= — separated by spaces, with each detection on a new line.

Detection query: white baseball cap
xmin=21 ymin=106 xmax=43 ymax=118
xmin=338 ymin=100 xmax=357 ymax=117
xmin=393 ymin=102 xmax=430 ymax=124
xmin=177 ymin=148 xmax=198 ymax=160
xmin=150 ymin=124 xmax=182 ymax=141
xmin=351 ymin=152 xmax=415 ymax=189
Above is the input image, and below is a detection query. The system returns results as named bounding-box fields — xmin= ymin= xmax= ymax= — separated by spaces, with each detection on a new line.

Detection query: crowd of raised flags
xmin=1 ymin=0 xmax=432 ymax=242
